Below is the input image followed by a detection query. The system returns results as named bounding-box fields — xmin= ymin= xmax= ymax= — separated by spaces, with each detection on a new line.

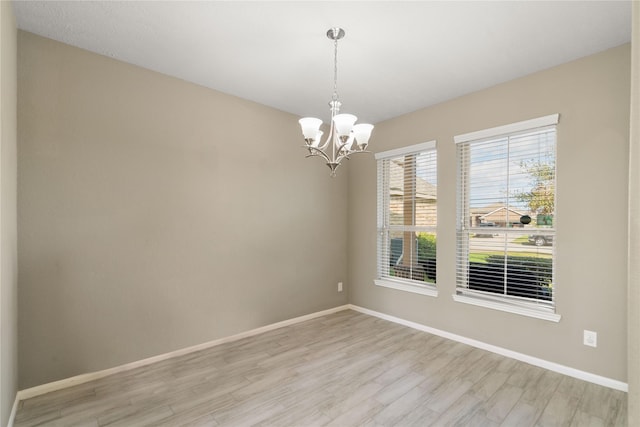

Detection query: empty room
xmin=1 ymin=1 xmax=639 ymax=426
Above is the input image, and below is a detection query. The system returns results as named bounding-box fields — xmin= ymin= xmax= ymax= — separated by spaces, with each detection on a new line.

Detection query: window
xmin=454 ymin=115 xmax=560 ymax=321
xmin=376 ymin=141 xmax=437 ymax=296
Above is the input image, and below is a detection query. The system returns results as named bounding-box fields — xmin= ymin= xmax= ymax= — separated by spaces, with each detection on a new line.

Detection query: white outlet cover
xmin=584 ymin=330 xmax=597 ymax=347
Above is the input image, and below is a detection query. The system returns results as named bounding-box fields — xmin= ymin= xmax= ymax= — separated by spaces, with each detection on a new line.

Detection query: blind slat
xmin=456 ymin=121 xmax=557 ymax=310
xmin=378 ymin=144 xmax=437 ymax=286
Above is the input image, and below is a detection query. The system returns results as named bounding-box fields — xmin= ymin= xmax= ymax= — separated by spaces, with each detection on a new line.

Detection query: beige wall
xmin=17 ymin=31 xmax=348 ymax=389
xmin=14 ymin=23 xmax=635 ymax=398
xmin=628 ymin=3 xmax=639 ymax=424
xmin=348 ymin=44 xmax=630 ymax=382
xmin=0 ymin=0 xmax=18 ymax=424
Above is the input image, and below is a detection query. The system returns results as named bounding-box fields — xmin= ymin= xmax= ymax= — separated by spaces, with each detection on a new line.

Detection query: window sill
xmin=374 ymin=278 xmax=438 ymax=297
xmin=452 ymin=293 xmax=561 ymax=322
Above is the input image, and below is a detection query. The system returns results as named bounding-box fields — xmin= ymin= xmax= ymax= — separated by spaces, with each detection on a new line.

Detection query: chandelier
xmin=298 ymin=28 xmax=374 ymax=177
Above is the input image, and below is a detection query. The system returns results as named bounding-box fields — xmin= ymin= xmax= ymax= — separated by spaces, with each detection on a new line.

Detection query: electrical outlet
xmin=338 ymin=282 xmax=343 ymax=292
xmin=584 ymin=330 xmax=597 ymax=347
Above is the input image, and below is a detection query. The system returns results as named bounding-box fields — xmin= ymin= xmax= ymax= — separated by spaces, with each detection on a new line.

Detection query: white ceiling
xmin=12 ymin=1 xmax=632 ymax=124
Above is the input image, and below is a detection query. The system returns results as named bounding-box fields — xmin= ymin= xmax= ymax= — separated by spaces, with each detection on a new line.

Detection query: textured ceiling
xmin=12 ymin=1 xmax=632 ymax=124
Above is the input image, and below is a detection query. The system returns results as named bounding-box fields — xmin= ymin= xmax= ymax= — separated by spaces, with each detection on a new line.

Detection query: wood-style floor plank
xmin=15 ymin=310 xmax=627 ymax=426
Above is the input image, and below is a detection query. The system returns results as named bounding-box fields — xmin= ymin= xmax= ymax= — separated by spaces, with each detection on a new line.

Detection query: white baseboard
xmin=16 ymin=305 xmax=351 ymax=403
xmin=348 ymin=304 xmax=628 ymax=392
xmin=7 ymin=393 xmax=19 ymax=427
xmin=13 ymin=301 xmax=626 ymax=420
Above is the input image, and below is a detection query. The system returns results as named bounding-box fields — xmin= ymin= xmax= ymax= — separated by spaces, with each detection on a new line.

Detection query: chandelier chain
xmin=332 ymin=36 xmax=339 ymax=102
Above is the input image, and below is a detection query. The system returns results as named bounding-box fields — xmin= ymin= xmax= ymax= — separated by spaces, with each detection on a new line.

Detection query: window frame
xmin=375 ymin=141 xmax=438 ymax=297
xmin=453 ymin=115 xmax=561 ymax=322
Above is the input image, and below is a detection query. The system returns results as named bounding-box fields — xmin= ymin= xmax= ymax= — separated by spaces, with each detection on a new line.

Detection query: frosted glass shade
xmin=312 ymin=131 xmax=323 ymax=147
xmin=352 ymin=123 xmax=374 ymax=146
xmin=333 ymin=114 xmax=357 ymax=136
xmin=299 ymin=118 xmax=323 ymax=139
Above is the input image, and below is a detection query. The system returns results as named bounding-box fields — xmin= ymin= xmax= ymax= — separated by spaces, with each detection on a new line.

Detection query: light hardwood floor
xmin=15 ymin=310 xmax=626 ymax=426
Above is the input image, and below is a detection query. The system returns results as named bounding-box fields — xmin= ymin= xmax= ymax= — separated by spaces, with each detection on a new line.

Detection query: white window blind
xmin=376 ymin=141 xmax=437 ymax=293
xmin=455 ymin=116 xmax=558 ymax=316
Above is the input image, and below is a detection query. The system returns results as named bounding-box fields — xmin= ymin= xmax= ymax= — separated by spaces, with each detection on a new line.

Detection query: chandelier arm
xmin=316 ymin=140 xmax=331 ymax=152
xmin=298 ymin=27 xmax=372 ymax=177
xmin=305 ymin=146 xmax=332 ymax=163
xmin=335 ymin=149 xmax=370 ymax=163
xmin=329 ymin=102 xmax=340 ymax=165
xmin=335 ymin=137 xmax=350 ymax=154
xmin=327 ymin=115 xmax=337 ymax=162
xmin=334 ymin=153 xmax=357 ymax=168
xmin=331 ymin=130 xmax=337 ymax=166
xmin=316 ymin=120 xmax=334 ymax=152
xmin=335 ymin=154 xmax=349 ymax=164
